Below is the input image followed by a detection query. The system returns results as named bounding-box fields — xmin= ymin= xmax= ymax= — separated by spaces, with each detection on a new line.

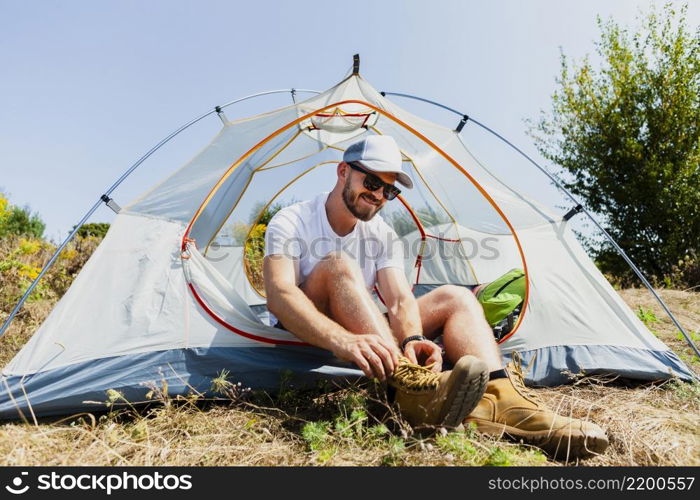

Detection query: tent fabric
xmin=511 ymin=345 xmax=691 ymax=386
xmin=0 ymin=74 xmax=693 ymax=420
xmin=0 ymin=346 xmax=359 ymax=419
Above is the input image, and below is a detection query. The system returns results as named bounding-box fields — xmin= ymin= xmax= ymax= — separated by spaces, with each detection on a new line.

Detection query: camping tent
xmin=0 ymin=68 xmax=693 ymax=420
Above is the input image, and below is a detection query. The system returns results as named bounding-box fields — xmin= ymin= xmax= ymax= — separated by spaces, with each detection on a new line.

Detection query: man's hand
xmin=332 ymin=333 xmax=401 ymax=381
xmin=403 ymin=340 xmax=443 ymax=373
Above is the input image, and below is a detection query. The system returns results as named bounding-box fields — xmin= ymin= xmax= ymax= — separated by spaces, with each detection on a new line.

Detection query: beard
xmin=341 ymin=177 xmax=383 ymax=221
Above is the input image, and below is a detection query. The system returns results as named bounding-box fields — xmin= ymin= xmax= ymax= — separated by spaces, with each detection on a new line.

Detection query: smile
xmin=360 ymin=194 xmax=380 ymax=206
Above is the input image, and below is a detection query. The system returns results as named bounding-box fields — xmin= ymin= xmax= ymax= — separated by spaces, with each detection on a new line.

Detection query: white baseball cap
xmin=343 ymin=135 xmax=413 ymax=189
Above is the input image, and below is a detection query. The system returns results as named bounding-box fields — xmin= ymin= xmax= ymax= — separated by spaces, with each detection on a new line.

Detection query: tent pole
xmin=0 ymin=89 xmax=321 ymax=339
xmin=103 ymin=89 xmax=320 ymax=196
xmin=382 ymin=90 xmax=700 ymax=359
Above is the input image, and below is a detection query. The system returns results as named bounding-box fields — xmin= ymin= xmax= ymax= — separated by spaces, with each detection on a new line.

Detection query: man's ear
xmin=338 ymin=161 xmax=349 ymax=180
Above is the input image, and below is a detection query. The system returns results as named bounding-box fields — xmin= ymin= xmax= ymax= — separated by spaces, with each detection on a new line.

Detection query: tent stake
xmin=382 ymin=90 xmax=700 ymax=360
xmin=0 ymin=88 xmax=321 ymax=339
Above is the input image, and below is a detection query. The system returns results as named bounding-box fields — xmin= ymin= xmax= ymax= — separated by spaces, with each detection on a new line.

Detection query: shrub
xmin=75 ymin=222 xmax=110 ymax=239
xmin=0 ymin=192 xmax=45 ymax=239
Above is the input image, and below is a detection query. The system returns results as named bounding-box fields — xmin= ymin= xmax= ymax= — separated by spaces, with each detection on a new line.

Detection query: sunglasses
xmin=347 ymin=162 xmax=402 ymax=201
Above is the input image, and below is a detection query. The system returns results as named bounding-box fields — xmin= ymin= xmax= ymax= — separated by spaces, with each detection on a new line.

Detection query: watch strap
xmin=401 ymin=335 xmax=428 ymax=351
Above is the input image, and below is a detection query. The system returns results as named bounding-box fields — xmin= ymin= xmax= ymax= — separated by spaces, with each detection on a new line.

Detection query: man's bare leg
xmin=300 ymin=252 xmax=395 ymax=346
xmin=298 ymin=256 xmax=491 ymax=428
xmin=417 ymin=285 xmax=503 ymax=372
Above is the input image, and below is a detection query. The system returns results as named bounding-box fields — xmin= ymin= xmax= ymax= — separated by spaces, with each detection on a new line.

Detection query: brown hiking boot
xmin=463 ymin=354 xmax=609 ymax=460
xmin=389 ymin=355 xmax=488 ymax=429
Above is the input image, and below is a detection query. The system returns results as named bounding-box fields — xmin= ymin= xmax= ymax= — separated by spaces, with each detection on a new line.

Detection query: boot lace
xmin=389 ymin=357 xmax=440 ymax=391
xmin=508 ymin=351 xmax=542 ymax=404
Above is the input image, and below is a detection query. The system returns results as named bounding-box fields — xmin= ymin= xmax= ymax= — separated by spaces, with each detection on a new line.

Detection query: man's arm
xmin=376 ymin=266 xmax=443 ymax=372
xmin=263 ymin=255 xmax=399 ymax=379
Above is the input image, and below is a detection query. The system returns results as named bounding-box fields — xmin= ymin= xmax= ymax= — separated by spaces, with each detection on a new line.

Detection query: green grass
xmin=300 ymin=389 xmax=408 ymax=464
xmin=675 ymin=329 xmax=699 ymax=343
xmin=637 ymin=306 xmax=658 ymax=326
xmin=434 ymin=425 xmax=547 ymax=466
xmin=664 ymin=379 xmax=700 ymax=402
xmin=637 ymin=306 xmax=660 ymax=336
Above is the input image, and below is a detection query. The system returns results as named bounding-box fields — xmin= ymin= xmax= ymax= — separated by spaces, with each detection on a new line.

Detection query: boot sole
xmin=439 ymin=356 xmax=489 ymax=428
xmin=469 ymin=420 xmax=609 ymax=460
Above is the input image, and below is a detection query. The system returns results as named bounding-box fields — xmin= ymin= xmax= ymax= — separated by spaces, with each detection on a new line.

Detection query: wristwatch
xmin=401 ymin=335 xmax=428 ymax=351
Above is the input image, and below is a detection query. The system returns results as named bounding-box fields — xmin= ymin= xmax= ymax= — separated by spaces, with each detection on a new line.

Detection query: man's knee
xmin=316 ymin=252 xmax=364 ymax=283
xmin=435 ymin=284 xmax=483 ymax=314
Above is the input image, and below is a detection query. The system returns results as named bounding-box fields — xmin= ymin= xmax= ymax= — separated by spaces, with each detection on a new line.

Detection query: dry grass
xmin=0 ymin=235 xmax=698 ymax=466
xmin=536 ymin=378 xmax=699 ymax=466
xmin=0 ymin=384 xmax=551 ymax=466
xmin=620 ymin=288 xmax=700 ymax=370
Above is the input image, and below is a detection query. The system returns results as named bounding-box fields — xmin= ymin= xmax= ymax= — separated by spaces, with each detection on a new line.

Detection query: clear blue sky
xmin=1 ymin=0 xmax=698 ymax=241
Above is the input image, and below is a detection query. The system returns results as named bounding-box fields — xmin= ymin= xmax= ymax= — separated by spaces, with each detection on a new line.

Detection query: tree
xmin=531 ymin=4 xmax=699 ymax=285
xmin=0 ymin=192 xmax=45 ymax=239
xmin=75 ymin=223 xmax=111 ymax=239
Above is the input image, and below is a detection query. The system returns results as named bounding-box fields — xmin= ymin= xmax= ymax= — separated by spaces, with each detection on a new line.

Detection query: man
xmin=263 ymin=135 xmax=608 ymax=459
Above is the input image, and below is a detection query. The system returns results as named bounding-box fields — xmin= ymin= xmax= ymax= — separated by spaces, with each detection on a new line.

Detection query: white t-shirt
xmin=264 ymin=192 xmax=405 ymax=290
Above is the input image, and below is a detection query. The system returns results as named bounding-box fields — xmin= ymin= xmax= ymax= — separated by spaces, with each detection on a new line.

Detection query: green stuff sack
xmin=476 ymin=268 xmax=526 ymax=326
